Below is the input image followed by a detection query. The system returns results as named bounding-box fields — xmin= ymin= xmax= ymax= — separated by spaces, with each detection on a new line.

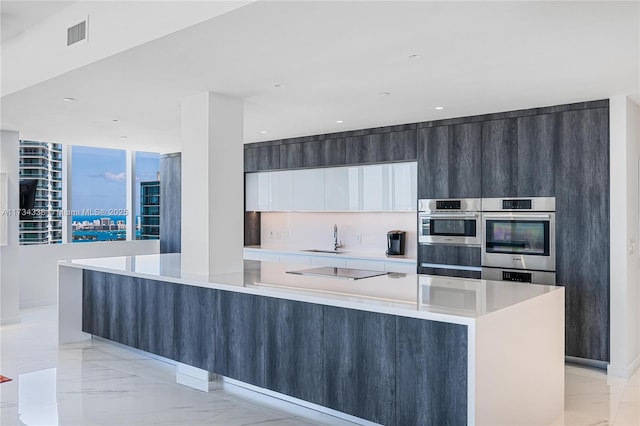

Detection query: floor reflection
xmin=2 ymin=305 xmax=640 ymax=425
xmin=18 ymin=368 xmax=58 ymax=426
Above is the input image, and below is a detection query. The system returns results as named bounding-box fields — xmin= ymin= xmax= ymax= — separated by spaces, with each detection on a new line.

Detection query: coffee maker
xmin=386 ymin=231 xmax=406 ymax=256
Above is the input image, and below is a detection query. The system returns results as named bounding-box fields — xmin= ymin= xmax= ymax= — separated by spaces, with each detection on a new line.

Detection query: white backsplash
xmin=259 ymin=212 xmax=417 ymax=259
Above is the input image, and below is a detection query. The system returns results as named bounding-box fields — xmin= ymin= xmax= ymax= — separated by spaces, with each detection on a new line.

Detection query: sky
xmin=71 ymin=146 xmax=159 ymax=216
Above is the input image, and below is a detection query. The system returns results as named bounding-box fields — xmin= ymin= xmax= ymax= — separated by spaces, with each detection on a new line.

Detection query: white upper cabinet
xmin=361 ymin=164 xmax=392 ymax=211
xmin=245 ymin=172 xmax=270 ymax=211
xmin=269 ymin=170 xmax=293 ymax=211
xmin=392 ymin=162 xmax=417 ymax=211
xmin=324 ymin=166 xmax=359 ymax=211
xmin=245 ymin=162 xmax=416 ymax=212
xmin=293 ymin=169 xmax=324 ymax=211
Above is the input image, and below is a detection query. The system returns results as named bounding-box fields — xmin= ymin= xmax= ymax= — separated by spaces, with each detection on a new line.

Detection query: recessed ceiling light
xmin=435 ymin=106 xmax=445 ymax=110
xmin=260 ymin=131 xmax=268 ymax=134
xmin=112 ymin=119 xmax=119 ymax=123
xmin=63 ymin=97 xmax=75 ymax=102
xmin=274 ymin=84 xmax=284 ymax=88
xmin=379 ymin=92 xmax=391 ymax=97
xmin=336 ymin=120 xmax=344 ymax=124
xmin=120 ymin=136 xmax=127 ymax=140
xmin=408 ymin=54 xmax=421 ymax=60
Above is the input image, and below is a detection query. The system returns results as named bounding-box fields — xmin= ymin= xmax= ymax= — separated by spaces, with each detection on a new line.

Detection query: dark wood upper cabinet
xmin=279 ymin=142 xmax=303 ymax=169
xmin=481 ymin=115 xmax=556 ymax=198
xmin=481 ymin=118 xmax=518 ymax=198
xmin=347 ymin=130 xmax=416 ymax=165
xmin=418 ymin=123 xmax=481 ymax=199
xmin=244 ymin=144 xmax=280 ymax=172
xmin=515 ymin=113 xmax=557 ymax=197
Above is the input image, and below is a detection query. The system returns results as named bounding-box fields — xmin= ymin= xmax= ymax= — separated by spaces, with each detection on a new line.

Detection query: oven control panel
xmin=436 ymin=200 xmax=461 ymax=210
xmin=502 ymin=271 xmax=532 ymax=283
xmin=502 ymin=199 xmax=532 ymax=210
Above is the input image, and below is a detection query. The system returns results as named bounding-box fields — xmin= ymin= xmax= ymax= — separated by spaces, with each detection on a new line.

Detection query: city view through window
xmin=71 ymin=147 xmax=159 ymax=243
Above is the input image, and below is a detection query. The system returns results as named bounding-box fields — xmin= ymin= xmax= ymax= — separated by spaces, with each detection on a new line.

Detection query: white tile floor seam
xmin=1 ymin=306 xmax=639 ymax=426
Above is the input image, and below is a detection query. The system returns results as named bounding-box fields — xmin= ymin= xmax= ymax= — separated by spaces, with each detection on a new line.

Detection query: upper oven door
xmin=419 ymin=212 xmax=481 ymax=246
xmin=481 ymin=212 xmax=555 ymax=271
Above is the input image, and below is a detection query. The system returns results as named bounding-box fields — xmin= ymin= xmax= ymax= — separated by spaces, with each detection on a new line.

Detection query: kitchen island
xmin=58 ymin=254 xmax=564 ymax=426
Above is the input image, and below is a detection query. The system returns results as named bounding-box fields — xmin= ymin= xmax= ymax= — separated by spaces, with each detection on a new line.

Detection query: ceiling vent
xmin=67 ymin=20 xmax=87 ymax=46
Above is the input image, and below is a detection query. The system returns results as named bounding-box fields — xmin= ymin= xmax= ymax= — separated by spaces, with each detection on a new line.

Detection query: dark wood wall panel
xmin=160 ymin=153 xmax=181 ymax=254
xmin=556 ymin=107 xmax=610 ymax=361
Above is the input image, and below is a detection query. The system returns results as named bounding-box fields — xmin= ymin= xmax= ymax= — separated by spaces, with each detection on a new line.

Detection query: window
xmin=71 ymin=146 xmax=127 ymax=242
xmin=135 ymin=152 xmax=160 ymax=240
xmin=18 ymin=141 xmax=63 ymax=245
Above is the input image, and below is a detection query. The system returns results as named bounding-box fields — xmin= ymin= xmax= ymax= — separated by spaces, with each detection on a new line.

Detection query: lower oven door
xmin=481 ymin=212 xmax=555 ymax=271
xmin=418 ymin=212 xmax=480 ymax=245
xmin=482 ymin=267 xmax=556 ymax=285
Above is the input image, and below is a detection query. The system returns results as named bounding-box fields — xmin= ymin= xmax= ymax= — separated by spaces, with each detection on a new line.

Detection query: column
xmin=180 ymin=92 xmax=244 ymax=276
xmin=608 ymin=95 xmax=640 ymax=378
xmin=0 ymin=130 xmax=21 ymax=324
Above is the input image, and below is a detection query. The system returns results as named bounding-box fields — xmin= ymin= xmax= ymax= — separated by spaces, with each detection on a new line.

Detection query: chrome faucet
xmin=334 ymin=224 xmax=342 ymax=251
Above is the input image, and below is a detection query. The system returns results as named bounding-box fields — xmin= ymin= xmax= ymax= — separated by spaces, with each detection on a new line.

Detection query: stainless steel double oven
xmin=418 ymin=196 xmax=556 ymax=285
xmin=481 ymin=197 xmax=556 ymax=285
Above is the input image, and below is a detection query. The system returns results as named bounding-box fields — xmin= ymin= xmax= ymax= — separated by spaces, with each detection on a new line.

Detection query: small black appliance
xmin=386 ymin=231 xmax=406 ymax=256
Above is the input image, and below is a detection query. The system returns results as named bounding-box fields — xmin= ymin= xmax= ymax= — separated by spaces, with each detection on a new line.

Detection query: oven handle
xmin=482 ymin=213 xmax=551 ymax=220
xmin=419 ymin=213 xmax=479 ymax=219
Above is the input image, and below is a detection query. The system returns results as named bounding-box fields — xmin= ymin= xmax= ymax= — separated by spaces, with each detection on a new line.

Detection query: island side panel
xmin=139 ymin=278 xmax=176 ymax=361
xmin=396 ymin=317 xmax=468 ymax=426
xmin=474 ymin=288 xmax=564 ymax=426
xmin=213 ymin=291 xmax=266 ymax=388
xmin=264 ymin=298 xmax=325 ymax=406
xmin=173 ymin=284 xmax=216 ymax=371
xmin=323 ymin=306 xmax=397 ymax=426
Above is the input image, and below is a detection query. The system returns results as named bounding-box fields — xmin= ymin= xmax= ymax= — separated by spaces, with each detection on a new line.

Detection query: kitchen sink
xmin=301 ymin=249 xmax=347 ymax=254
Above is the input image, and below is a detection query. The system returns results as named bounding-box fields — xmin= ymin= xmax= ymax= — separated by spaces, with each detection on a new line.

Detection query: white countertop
xmin=244 ymin=245 xmax=416 ymax=263
xmin=59 ymin=253 xmax=560 ymax=326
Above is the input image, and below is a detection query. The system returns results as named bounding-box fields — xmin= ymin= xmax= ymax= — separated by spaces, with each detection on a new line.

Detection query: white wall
xmin=260 ymin=212 xmax=417 ymax=259
xmin=609 ymin=95 xmax=640 ymax=378
xmin=2 ymin=1 xmax=253 ymax=97
xmin=19 ymin=240 xmax=159 ymax=308
xmin=0 ymin=130 xmax=21 ymax=324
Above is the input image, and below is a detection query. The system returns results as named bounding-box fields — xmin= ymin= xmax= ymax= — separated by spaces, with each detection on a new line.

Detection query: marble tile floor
xmin=0 ymin=306 xmax=638 ymax=426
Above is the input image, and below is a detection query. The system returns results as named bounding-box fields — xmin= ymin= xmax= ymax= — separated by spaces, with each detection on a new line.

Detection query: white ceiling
xmin=0 ymin=1 xmax=74 ymax=42
xmin=1 ymin=1 xmax=638 ymax=153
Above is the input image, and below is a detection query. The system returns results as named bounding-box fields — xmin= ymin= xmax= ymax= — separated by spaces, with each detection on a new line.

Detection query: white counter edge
xmin=58 ymin=260 xmax=473 ymax=326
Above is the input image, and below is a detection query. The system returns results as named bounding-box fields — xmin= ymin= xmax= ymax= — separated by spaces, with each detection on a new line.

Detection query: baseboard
xmin=565 ymin=355 xmax=608 ymax=370
xmin=607 ymin=354 xmax=640 ymax=378
xmin=0 ymin=314 xmax=22 ymax=325
xmin=19 ymin=300 xmax=56 ymax=309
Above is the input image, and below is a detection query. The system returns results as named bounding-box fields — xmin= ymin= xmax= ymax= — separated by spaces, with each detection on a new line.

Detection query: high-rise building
xmin=140 ymin=180 xmax=160 ymax=240
xmin=18 ymin=141 xmax=63 ymax=244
